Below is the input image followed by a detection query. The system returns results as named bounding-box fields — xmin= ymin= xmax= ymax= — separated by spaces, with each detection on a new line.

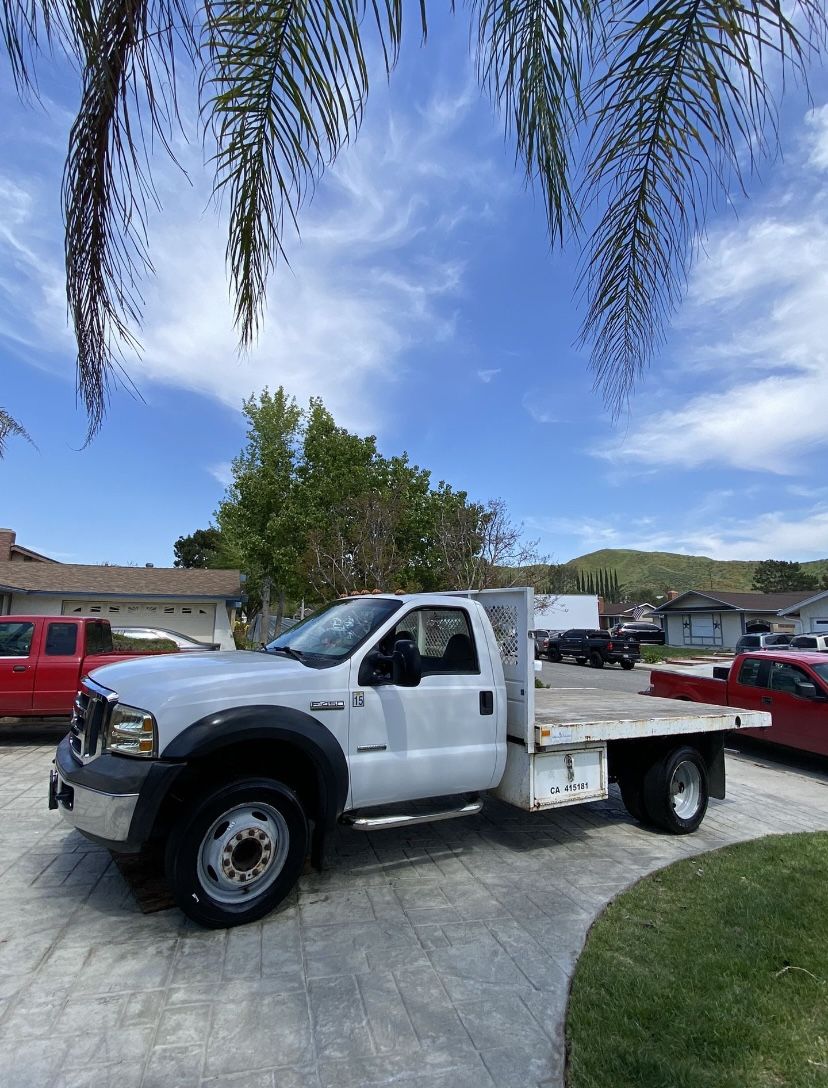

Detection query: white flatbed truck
xmin=49 ymin=588 xmax=769 ymax=927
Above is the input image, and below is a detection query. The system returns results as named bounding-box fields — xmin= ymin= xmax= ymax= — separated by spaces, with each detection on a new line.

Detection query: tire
xmin=165 ymin=777 xmax=308 ymax=928
xmin=588 ymin=651 xmax=604 ymax=669
xmin=642 ymin=746 xmax=709 ymax=834
xmin=620 ymin=660 xmax=635 ymax=671
xmin=549 ymin=649 xmax=562 ymax=663
xmin=618 ymin=772 xmax=647 ymax=823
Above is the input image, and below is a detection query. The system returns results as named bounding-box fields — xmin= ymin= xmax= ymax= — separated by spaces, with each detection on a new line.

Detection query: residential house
xmin=598 ymin=598 xmax=662 ymax=631
xmin=652 ymin=590 xmax=810 ymax=649
xmin=779 ymin=589 xmax=828 ymax=635
xmin=0 ymin=529 xmax=242 ymax=649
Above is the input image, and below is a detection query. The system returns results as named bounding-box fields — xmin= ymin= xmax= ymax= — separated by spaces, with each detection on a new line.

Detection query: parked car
xmin=648 ymin=649 xmax=828 ymax=757
xmin=529 ymin=629 xmax=550 ymax=659
xmin=112 ymin=626 xmax=220 ymax=651
xmin=789 ymin=633 xmax=828 ymax=652
xmin=610 ymin=621 xmax=666 ymax=645
xmin=734 ymin=633 xmax=792 ymax=654
xmin=546 ymin=628 xmax=641 ymax=669
xmin=0 ymin=616 xmax=179 ymax=717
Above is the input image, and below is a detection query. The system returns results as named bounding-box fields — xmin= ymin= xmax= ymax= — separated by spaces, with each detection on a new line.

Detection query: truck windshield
xmin=265 ymin=598 xmax=402 ymax=667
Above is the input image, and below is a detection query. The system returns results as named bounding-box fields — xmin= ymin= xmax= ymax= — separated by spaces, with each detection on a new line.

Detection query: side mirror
xmin=392 ymin=640 xmax=422 ymax=687
xmin=796 ymin=680 xmax=825 ymax=701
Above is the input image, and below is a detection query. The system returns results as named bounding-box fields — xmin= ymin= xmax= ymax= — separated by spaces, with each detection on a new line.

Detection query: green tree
xmin=216 ymin=388 xmax=304 ymax=637
xmin=173 ymin=527 xmax=225 ymax=568
xmin=4 ymin=3 xmax=826 ymax=446
xmin=751 ymin=560 xmax=818 ymax=594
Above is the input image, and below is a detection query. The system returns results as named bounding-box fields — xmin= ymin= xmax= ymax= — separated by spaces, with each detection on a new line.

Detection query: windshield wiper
xmin=270 ymin=645 xmax=304 ymax=662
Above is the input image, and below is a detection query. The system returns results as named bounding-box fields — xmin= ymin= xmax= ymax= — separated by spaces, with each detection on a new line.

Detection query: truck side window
xmin=404 ymin=608 xmax=479 ymax=676
xmin=0 ymin=621 xmax=34 ymax=657
xmin=737 ymin=658 xmax=763 ymax=687
xmin=45 ymin=622 xmax=79 ymax=656
xmin=768 ymin=662 xmax=812 ymax=697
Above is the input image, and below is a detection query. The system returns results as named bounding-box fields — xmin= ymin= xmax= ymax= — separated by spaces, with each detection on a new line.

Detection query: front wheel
xmin=643 ymin=747 xmax=708 ymax=834
xmin=549 ymin=649 xmax=562 ymax=662
xmin=620 ymin=660 xmax=635 ymax=671
xmin=165 ymin=778 xmax=308 ymax=928
xmin=588 ymin=651 xmax=604 ymax=669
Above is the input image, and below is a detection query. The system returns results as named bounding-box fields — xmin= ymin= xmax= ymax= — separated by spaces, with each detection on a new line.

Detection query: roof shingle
xmin=0 ymin=562 xmax=242 ymax=598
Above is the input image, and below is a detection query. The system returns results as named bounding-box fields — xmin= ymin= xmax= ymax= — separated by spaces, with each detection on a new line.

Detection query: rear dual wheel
xmin=619 ymin=746 xmax=709 ymax=834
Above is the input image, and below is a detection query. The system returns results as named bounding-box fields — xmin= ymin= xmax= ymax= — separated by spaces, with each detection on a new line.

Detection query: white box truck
xmin=50 ymin=588 xmax=768 ymax=927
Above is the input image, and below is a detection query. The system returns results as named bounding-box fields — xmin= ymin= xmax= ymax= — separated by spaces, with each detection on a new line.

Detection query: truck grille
xmin=68 ymin=681 xmax=114 ymax=762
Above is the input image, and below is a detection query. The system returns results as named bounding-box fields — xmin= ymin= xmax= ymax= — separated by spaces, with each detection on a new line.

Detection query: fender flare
xmin=162 ymin=705 xmax=349 ymax=852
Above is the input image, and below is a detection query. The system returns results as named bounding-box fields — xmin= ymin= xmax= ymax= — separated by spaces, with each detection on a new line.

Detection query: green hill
xmin=564 ymin=549 xmax=828 ymax=597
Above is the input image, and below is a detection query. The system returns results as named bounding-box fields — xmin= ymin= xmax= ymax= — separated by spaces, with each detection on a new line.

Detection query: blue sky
xmin=3 ymin=16 xmax=828 ymax=568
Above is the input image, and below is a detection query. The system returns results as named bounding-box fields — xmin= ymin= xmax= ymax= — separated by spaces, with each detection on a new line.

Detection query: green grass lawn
xmin=640 ymin=645 xmax=724 ymax=664
xmin=566 ymin=833 xmax=828 ymax=1088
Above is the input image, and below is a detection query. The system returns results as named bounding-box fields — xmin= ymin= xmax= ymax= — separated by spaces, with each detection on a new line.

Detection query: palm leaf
xmin=62 ymin=0 xmax=196 ymax=441
xmin=473 ymin=0 xmax=596 ymax=241
xmin=581 ymin=0 xmax=828 ymax=414
xmin=0 ymin=408 xmax=32 ymax=455
xmin=201 ymin=0 xmax=422 ymax=345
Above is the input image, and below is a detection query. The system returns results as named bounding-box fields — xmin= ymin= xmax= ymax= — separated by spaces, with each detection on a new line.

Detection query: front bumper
xmin=50 ymin=736 xmax=184 ymax=851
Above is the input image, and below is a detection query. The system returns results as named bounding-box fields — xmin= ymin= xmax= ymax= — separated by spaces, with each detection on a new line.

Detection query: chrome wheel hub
xmin=670 ymin=761 xmax=702 ymax=820
xmin=197 ymin=802 xmax=289 ymax=905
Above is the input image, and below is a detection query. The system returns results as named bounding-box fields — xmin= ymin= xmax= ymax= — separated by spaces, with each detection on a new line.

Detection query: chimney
xmin=666 ymin=589 xmax=679 ymax=601
xmin=0 ymin=529 xmax=14 ymax=562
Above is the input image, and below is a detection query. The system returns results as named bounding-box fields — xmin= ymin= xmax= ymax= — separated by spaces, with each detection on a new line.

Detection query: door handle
xmin=761 ymin=696 xmax=772 ymax=705
xmin=479 ymin=691 xmax=494 ymax=715
xmin=12 ymin=665 xmax=28 ymax=673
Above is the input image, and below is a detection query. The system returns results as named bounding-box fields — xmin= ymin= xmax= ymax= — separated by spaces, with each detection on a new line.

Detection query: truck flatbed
xmin=532 ymin=686 xmax=768 ymax=745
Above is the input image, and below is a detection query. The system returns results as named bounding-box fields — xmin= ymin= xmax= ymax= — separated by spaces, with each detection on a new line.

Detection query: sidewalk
xmin=0 ymin=735 xmax=826 ymax=1088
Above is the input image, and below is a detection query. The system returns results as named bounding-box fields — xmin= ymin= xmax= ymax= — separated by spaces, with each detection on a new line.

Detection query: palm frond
xmin=0 ymin=408 xmax=33 ymax=455
xmin=473 ymin=0 xmax=595 ymax=241
xmin=202 ymin=0 xmax=421 ymax=345
xmin=581 ymin=0 xmax=828 ymax=415
xmin=62 ymin=0 xmax=196 ymax=441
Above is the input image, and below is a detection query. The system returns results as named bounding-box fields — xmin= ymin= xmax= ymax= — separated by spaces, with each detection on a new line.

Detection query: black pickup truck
xmin=545 ymin=628 xmax=641 ymax=670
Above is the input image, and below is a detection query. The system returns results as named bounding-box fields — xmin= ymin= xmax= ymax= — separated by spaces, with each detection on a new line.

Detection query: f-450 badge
xmin=310 ymin=700 xmax=345 ymax=711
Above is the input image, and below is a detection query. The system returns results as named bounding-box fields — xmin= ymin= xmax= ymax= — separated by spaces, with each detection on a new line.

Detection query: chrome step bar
xmin=342 ymin=798 xmax=483 ymax=832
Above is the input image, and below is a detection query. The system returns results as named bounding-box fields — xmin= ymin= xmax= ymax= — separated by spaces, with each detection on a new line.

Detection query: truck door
xmin=763 ymin=660 xmax=828 ymax=756
xmin=0 ymin=619 xmax=37 ymax=712
xmin=348 ymin=605 xmax=499 ymax=808
xmin=34 ymin=621 xmax=83 ymax=715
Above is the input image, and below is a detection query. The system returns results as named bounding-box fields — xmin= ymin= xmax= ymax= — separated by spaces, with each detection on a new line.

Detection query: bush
xmin=112 ymin=634 xmax=178 ymax=652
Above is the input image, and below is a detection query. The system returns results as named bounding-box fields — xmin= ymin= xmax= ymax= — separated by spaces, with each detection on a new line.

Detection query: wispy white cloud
xmin=606 ymin=104 xmax=828 ymax=475
xmin=528 ymin=500 xmax=828 ymax=563
xmin=207 ymin=462 xmax=234 ymax=487
xmin=0 ymin=74 xmax=506 ymax=434
xmin=476 ymin=368 xmax=501 ymax=383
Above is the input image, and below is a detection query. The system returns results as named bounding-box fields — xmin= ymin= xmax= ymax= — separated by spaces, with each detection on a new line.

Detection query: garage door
xmin=62 ymin=601 xmax=217 ymax=642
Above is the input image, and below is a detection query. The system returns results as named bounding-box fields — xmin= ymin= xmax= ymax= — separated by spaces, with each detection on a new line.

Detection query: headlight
xmin=105 ymin=703 xmax=157 ymax=757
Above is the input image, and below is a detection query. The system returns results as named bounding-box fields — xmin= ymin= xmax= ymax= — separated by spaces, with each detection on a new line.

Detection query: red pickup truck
xmin=647 ymin=651 xmax=828 ymax=757
xmin=0 ymin=616 xmax=178 ymax=718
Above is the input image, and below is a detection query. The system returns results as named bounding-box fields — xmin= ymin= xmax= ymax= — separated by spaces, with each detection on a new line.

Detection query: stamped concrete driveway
xmin=1 ymin=728 xmax=827 ymax=1088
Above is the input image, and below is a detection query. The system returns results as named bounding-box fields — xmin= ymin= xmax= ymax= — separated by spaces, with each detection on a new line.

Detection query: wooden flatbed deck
xmin=531 ymin=687 xmax=770 ymax=744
